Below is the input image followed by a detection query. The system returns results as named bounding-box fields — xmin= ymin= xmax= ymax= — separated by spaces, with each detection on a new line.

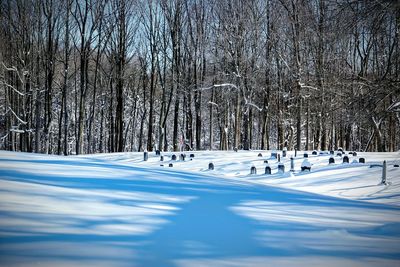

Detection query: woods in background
xmin=0 ymin=0 xmax=399 ymax=154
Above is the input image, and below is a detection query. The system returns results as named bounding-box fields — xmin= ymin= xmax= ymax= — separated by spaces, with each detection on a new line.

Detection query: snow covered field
xmin=0 ymin=150 xmax=400 ymax=266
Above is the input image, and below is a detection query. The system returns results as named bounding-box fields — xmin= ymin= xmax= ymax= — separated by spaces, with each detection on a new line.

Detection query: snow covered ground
xmin=0 ymin=150 xmax=400 ymax=266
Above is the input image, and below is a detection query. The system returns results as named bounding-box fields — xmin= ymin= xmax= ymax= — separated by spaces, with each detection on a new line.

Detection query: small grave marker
xmin=312 ymin=150 xmax=318 ymax=155
xmin=189 ymin=154 xmax=195 ymax=158
xmin=359 ymin=157 xmax=365 ymax=164
xmin=234 ymin=147 xmax=238 ymax=152
xmin=271 ymin=150 xmax=277 ymax=159
xmin=171 ymin=154 xmax=177 ymax=160
xmin=258 ymin=153 xmax=263 ymax=157
xmin=301 ymin=159 xmax=311 ymax=172
xmin=381 ymin=160 xmax=387 ymax=185
xmin=304 ymin=152 xmax=309 ymax=158
xmin=169 ymin=163 xmax=173 ymax=167
xmin=264 ymin=160 xmax=269 ymax=164
xmin=250 ymin=166 xmax=257 ymax=175
xmin=156 ymin=150 xmax=161 ymax=156
xmin=343 ymin=155 xmax=349 ymax=163
xmin=265 ymin=165 xmax=271 ymax=174
xmin=144 ymin=151 xmax=148 ymax=161
xmin=329 ymin=157 xmax=335 ymax=164
xmin=330 ymin=150 xmax=334 ymax=155
xmin=277 ymin=154 xmax=281 ymax=162
xmin=282 ymin=147 xmax=287 ymax=158
xmin=290 ymin=157 xmax=295 ymax=172
xmin=353 ymin=152 xmax=357 ymax=156
xmin=208 ymin=162 xmax=214 ymax=170
xmin=337 ymin=152 xmax=342 ymax=157
xmin=180 ymin=153 xmax=186 ymax=161
xmin=160 ymin=156 xmax=164 ymax=161
xmin=278 ymin=163 xmax=285 ymax=173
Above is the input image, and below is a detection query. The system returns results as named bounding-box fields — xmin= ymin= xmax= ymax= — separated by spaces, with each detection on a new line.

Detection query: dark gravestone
xmin=180 ymin=153 xmax=186 ymax=161
xmin=160 ymin=156 xmax=164 ymax=162
xmin=329 ymin=157 xmax=335 ymax=164
xmin=234 ymin=147 xmax=238 ymax=152
xmin=312 ymin=150 xmax=318 ymax=155
xmin=169 ymin=163 xmax=173 ymax=167
xmin=353 ymin=152 xmax=358 ymax=156
xmin=348 ymin=151 xmax=354 ymax=156
xmin=144 ymin=151 xmax=148 ymax=161
xmin=278 ymin=163 xmax=285 ymax=173
xmin=295 ymin=149 xmax=297 ymax=157
xmin=337 ymin=152 xmax=342 ymax=157
xmin=171 ymin=154 xmax=177 ymax=161
xmin=330 ymin=150 xmax=334 ymax=155
xmin=338 ymin=148 xmax=344 ymax=153
xmin=265 ymin=165 xmax=271 ymax=174
xmin=160 ymin=164 xmax=164 ymax=167
xmin=264 ymin=160 xmax=269 ymax=164
xmin=304 ymin=152 xmax=309 ymax=158
xmin=250 ymin=166 xmax=257 ymax=175
xmin=359 ymin=158 xmax=365 ymax=164
xmin=208 ymin=162 xmax=214 ymax=170
xmin=394 ymin=164 xmax=399 ymax=167
xmin=301 ymin=159 xmax=311 ymax=171
xmin=282 ymin=148 xmax=287 ymax=158
xmin=155 ymin=150 xmax=161 ymax=156
xmin=258 ymin=153 xmax=263 ymax=157
xmin=277 ymin=154 xmax=281 ymax=162
xmin=189 ymin=154 xmax=195 ymax=158
xmin=271 ymin=151 xmax=277 ymax=159
xmin=290 ymin=157 xmax=295 ymax=172
xmin=343 ymin=155 xmax=349 ymax=163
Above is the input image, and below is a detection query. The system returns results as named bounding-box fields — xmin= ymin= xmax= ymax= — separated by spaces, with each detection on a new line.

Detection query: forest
xmin=0 ymin=0 xmax=399 ymax=155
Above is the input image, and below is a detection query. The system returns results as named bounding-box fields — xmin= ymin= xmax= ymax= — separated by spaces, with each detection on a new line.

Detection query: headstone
xmin=250 ymin=166 xmax=257 ymax=175
xmin=329 ymin=157 xmax=335 ymax=164
xmin=180 ymin=153 xmax=186 ymax=161
xmin=189 ymin=154 xmax=195 ymax=158
xmin=278 ymin=163 xmax=285 ymax=173
xmin=359 ymin=157 xmax=365 ymax=164
xmin=171 ymin=154 xmax=177 ymax=160
xmin=144 ymin=151 xmax=148 ymax=161
xmin=277 ymin=154 xmax=281 ymax=162
xmin=282 ymin=147 xmax=287 ymax=158
xmin=264 ymin=160 xmax=269 ymax=164
xmin=155 ymin=150 xmax=161 ymax=156
xmin=337 ymin=152 xmax=342 ymax=157
xmin=258 ymin=153 xmax=263 ymax=157
xmin=330 ymin=150 xmax=334 ymax=155
xmin=394 ymin=164 xmax=399 ymax=167
xmin=301 ymin=159 xmax=311 ymax=171
xmin=352 ymin=159 xmax=358 ymax=164
xmin=271 ymin=150 xmax=277 ymax=159
xmin=312 ymin=150 xmax=318 ymax=155
xmin=160 ymin=155 xmax=164 ymax=161
xmin=304 ymin=152 xmax=309 ymax=158
xmin=338 ymin=148 xmax=344 ymax=153
xmin=382 ymin=160 xmax=387 ymax=185
xmin=160 ymin=164 xmax=164 ymax=167
xmin=290 ymin=157 xmax=295 ymax=172
xmin=265 ymin=165 xmax=271 ymax=175
xmin=353 ymin=152 xmax=357 ymax=156
xmin=343 ymin=155 xmax=349 ymax=163
xmin=169 ymin=163 xmax=173 ymax=167
xmin=295 ymin=149 xmax=297 ymax=157
xmin=234 ymin=147 xmax=238 ymax=152
xmin=348 ymin=151 xmax=353 ymax=156
xmin=208 ymin=162 xmax=214 ymax=170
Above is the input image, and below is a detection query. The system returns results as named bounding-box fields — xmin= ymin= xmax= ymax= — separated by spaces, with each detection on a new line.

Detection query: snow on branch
xmin=0 ymin=81 xmax=25 ymax=96
xmin=8 ymin=107 xmax=27 ymax=125
xmin=1 ymin=62 xmax=25 ymax=85
xmin=195 ymin=83 xmax=239 ymax=92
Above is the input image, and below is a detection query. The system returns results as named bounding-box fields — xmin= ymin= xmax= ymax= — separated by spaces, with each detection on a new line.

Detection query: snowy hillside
xmin=1 ymin=150 xmax=400 ymax=267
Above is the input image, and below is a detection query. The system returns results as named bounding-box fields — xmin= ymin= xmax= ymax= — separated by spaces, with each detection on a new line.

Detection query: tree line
xmin=0 ymin=0 xmax=399 ymax=155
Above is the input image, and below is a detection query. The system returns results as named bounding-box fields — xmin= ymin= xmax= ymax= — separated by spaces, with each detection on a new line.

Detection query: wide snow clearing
xmin=1 ymin=150 xmax=400 ymax=266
